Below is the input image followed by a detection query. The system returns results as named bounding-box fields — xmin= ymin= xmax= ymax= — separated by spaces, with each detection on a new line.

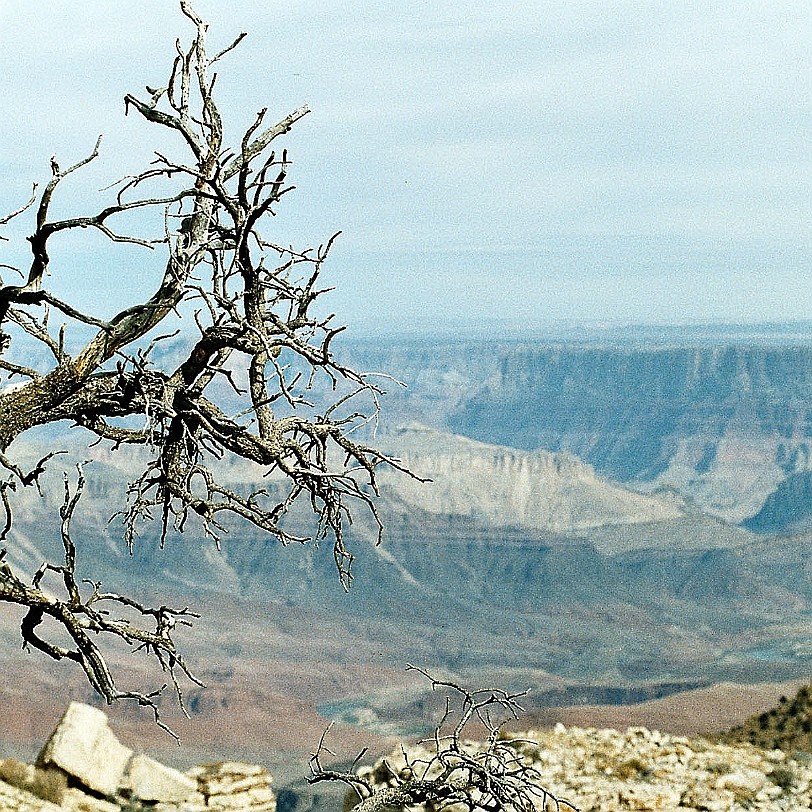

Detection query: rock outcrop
xmin=0 ymin=703 xmax=275 ymax=812
xmin=723 ymin=682 xmax=812 ymax=754
xmin=36 ymin=703 xmax=134 ymax=798
xmin=341 ymin=336 xmax=812 ymax=529
xmin=356 ymin=724 xmax=812 ymax=812
xmin=378 ymin=425 xmax=682 ymax=533
xmin=185 ymin=762 xmax=277 ymax=811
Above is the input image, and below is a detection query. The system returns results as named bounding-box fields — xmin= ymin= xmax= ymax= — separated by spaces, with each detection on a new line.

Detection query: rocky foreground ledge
xmin=0 ymin=702 xmax=275 ymax=812
xmin=357 ymin=724 xmax=812 ymax=812
xmin=6 ymin=703 xmax=812 ymax=811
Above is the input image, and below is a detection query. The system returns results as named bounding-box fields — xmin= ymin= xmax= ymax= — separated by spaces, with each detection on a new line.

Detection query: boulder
xmin=188 ymin=762 xmax=276 ymax=811
xmin=125 ymin=753 xmax=198 ymax=803
xmin=36 ymin=702 xmax=133 ymax=797
xmin=13 ymin=704 xmax=279 ymax=812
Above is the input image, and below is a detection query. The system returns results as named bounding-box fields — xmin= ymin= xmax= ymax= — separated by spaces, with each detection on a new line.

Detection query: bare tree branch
xmin=1 ymin=465 xmax=200 ymax=738
xmin=0 ymin=0 xmax=421 ymax=721
xmin=309 ymin=669 xmax=578 ymax=812
xmin=0 ymin=184 xmax=38 ymax=228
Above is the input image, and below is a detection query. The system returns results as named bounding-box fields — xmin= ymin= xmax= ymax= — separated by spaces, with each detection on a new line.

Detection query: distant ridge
xmin=348 ymin=319 xmax=812 ymax=346
xmin=339 ymin=339 xmax=812 ymax=531
xmin=377 ymin=425 xmax=683 ymax=534
xmin=722 ymin=683 xmax=812 ymax=753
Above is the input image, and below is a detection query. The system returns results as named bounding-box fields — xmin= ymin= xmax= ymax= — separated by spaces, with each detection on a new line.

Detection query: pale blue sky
xmin=1 ymin=2 xmax=812 ymax=334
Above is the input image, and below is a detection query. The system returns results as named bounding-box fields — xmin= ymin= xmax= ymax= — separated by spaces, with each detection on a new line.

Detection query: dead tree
xmin=309 ymin=667 xmax=578 ymax=812
xmin=0 ymin=1 xmax=410 ymax=732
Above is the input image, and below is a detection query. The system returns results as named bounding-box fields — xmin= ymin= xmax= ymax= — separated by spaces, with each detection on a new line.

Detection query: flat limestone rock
xmin=63 ymin=787 xmax=122 ymax=812
xmin=190 ymin=761 xmax=272 ymax=796
xmin=126 ymin=753 xmax=198 ymax=802
xmin=36 ymin=702 xmax=133 ymax=797
xmin=188 ymin=762 xmax=275 ymax=811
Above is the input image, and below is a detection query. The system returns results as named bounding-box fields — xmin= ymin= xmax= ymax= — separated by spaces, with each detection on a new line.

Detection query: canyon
xmin=2 ymin=325 xmax=812 ymax=787
xmin=344 ymin=325 xmax=812 ymax=531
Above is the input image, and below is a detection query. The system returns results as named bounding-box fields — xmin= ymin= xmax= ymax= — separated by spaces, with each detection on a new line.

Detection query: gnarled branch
xmin=1 ymin=465 xmax=200 ymax=739
xmin=309 ymin=668 xmax=578 ymax=812
xmin=0 ymin=0 xmax=420 ymax=721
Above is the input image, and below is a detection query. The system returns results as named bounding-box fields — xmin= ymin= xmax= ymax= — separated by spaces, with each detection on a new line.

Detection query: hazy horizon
xmin=342 ymin=315 xmax=812 ymax=343
xmin=1 ymin=3 xmax=811 ymax=334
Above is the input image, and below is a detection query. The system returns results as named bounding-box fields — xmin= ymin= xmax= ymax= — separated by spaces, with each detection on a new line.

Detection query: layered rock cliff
xmin=342 ymin=337 xmax=812 ymax=529
xmin=5 ymin=333 xmax=812 ymax=752
xmin=376 ymin=425 xmax=682 ymax=533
